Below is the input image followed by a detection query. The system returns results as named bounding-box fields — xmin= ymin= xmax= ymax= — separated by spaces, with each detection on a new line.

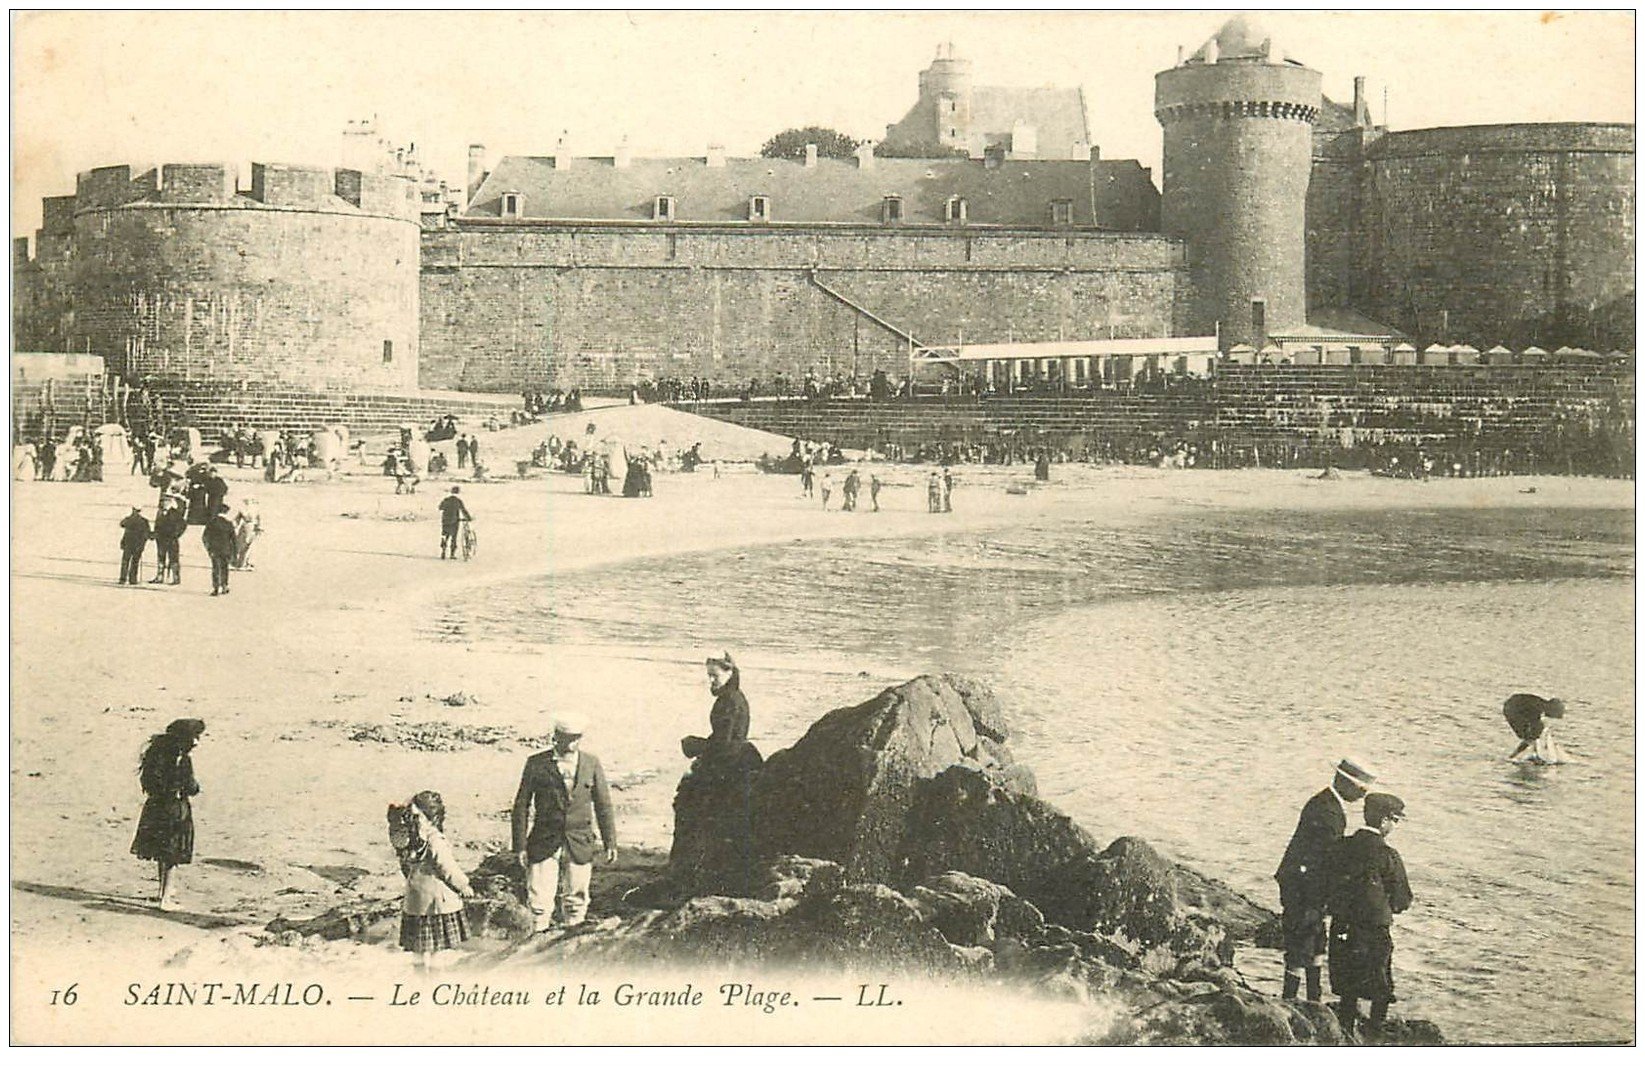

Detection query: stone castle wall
xmin=1355 ymin=124 xmax=1635 ymax=349
xmin=418 ymin=224 xmax=1189 ymax=391
xmin=17 ymin=163 xmax=422 ymax=393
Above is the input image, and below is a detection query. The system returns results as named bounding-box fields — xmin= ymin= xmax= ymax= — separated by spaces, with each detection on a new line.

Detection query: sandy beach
xmin=9 ymin=405 xmax=1633 ymax=1042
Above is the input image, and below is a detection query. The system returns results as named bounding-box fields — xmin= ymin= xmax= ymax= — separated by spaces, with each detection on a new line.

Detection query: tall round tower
xmin=1155 ymin=16 xmax=1321 ymax=346
xmin=918 ymin=43 xmax=974 ymax=153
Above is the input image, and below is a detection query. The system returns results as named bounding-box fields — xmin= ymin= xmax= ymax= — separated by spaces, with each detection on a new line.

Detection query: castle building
xmin=11 ymin=18 xmax=1634 ymax=400
xmin=880 ymin=43 xmax=1092 ymax=161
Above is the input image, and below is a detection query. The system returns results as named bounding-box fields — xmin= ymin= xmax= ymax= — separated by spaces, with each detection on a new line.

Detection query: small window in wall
xmin=949 ymin=128 xmax=958 ymax=139
xmin=944 ymin=197 xmax=967 ymax=224
xmin=500 ymin=192 xmax=523 ymax=218
xmin=882 ymin=196 xmax=904 ymax=224
xmin=654 ymin=195 xmax=675 ymax=221
xmin=748 ymin=195 xmax=770 ymax=222
xmin=383 ymin=340 xmax=394 ymax=364
xmin=1050 ymin=199 xmax=1073 ymax=226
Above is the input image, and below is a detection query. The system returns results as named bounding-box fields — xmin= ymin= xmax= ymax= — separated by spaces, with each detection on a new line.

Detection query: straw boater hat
xmin=553 ymin=712 xmax=587 ymax=737
xmin=1332 ymin=756 xmax=1378 ymax=789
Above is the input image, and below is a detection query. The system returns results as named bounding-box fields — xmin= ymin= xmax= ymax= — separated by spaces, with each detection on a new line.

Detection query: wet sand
xmin=9 ymin=409 xmax=1632 ymax=1041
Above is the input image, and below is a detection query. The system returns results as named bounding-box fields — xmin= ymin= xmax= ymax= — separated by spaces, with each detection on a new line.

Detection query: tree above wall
xmin=760 ymin=127 xmax=861 ymax=160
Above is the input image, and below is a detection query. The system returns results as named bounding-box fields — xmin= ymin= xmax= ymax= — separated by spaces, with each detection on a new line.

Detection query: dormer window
xmin=500 ymin=192 xmax=523 ymax=219
xmin=654 ymin=195 xmax=675 ymax=221
xmin=882 ymin=196 xmax=904 ymax=224
xmin=1050 ymin=198 xmax=1073 ymax=227
xmin=748 ymin=195 xmax=770 ymax=222
xmin=944 ymin=197 xmax=967 ymax=224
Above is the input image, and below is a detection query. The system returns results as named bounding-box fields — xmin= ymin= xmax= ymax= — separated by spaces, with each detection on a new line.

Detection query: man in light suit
xmin=512 ymin=714 xmax=618 ymax=931
xmin=1274 ymin=756 xmax=1377 ymax=1003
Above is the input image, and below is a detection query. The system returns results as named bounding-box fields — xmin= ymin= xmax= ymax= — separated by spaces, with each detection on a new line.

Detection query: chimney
xmin=614 ymin=137 xmax=631 ymax=169
xmin=855 ymin=140 xmax=876 ymax=170
xmin=466 ymin=144 xmax=485 ymax=207
xmin=1353 ymin=76 xmax=1370 ymax=126
xmin=804 ymin=143 xmax=818 ymax=168
xmin=706 ymin=143 xmax=726 ymax=168
xmin=552 ymin=135 xmax=574 ymax=170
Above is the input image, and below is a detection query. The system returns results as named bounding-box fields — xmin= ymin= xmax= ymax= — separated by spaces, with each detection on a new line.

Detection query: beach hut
xmin=1391 ymin=343 xmax=1418 ymax=366
xmin=1552 ymin=346 xmax=1587 ymax=362
xmin=1484 ymin=345 xmax=1513 ymax=365
xmin=1421 ymin=343 xmax=1451 ymax=366
xmin=1293 ymin=346 xmax=1323 ymax=366
xmin=1323 ymin=345 xmax=1353 ymax=365
xmin=1520 ymin=346 xmax=1549 ymax=365
xmin=1258 ymin=343 xmax=1285 ymax=365
xmin=94 ymin=423 xmax=131 ymax=472
xmin=1452 ymin=344 xmax=1480 ymax=366
xmin=1226 ymin=343 xmax=1257 ymax=366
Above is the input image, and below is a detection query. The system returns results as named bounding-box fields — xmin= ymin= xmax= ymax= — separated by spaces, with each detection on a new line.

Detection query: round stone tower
xmin=919 ymin=43 xmax=974 ymax=154
xmin=66 ymin=160 xmax=421 ymax=391
xmin=1155 ymin=16 xmax=1321 ymax=346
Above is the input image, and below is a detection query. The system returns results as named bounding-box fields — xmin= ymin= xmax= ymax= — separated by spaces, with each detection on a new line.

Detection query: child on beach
xmin=131 ymin=718 xmax=206 ymax=910
xmin=1328 ymin=792 xmax=1412 ymax=1040
xmin=393 ymin=791 xmax=474 ymax=971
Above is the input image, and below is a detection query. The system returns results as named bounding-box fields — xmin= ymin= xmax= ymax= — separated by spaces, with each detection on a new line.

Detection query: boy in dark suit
xmin=511 ymin=714 xmax=618 ymax=931
xmin=1328 ymin=793 xmax=1413 ymax=1040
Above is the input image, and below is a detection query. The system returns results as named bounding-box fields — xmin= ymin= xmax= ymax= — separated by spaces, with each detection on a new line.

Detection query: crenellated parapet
xmin=61 ymin=160 xmax=417 ymax=221
xmin=1154 ymin=99 xmax=1319 ymax=124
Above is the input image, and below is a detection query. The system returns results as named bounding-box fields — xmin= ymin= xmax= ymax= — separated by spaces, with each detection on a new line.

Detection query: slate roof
xmin=968 ymin=86 xmax=1090 ymax=159
xmin=464 ymin=154 xmax=1157 ymax=230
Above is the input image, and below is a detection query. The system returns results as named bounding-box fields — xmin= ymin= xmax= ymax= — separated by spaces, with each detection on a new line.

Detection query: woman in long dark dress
xmin=131 ymin=718 xmax=206 ymax=910
xmin=671 ymin=653 xmax=761 ymax=894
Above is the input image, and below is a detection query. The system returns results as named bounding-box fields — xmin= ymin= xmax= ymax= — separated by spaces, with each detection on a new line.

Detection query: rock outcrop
xmin=262 ymin=674 xmax=1443 ymax=1045
xmin=752 ymin=675 xmax=1272 ymax=962
xmin=752 ymin=674 xmax=1033 ymax=883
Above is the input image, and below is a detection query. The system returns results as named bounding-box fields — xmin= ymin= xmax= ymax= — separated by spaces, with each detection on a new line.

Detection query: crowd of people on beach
xmin=117 ymin=458 xmax=261 ymax=595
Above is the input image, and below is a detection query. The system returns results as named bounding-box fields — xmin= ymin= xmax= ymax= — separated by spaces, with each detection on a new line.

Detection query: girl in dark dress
xmin=131 ymin=718 xmax=206 ymax=910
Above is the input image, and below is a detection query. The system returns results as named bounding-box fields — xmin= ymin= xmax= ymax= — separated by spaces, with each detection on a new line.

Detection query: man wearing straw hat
xmin=1274 ymin=756 xmax=1377 ymax=1003
xmin=511 ymin=713 xmax=618 ymax=932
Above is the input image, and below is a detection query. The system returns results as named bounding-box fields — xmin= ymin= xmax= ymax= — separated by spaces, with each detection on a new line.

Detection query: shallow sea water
xmin=430 ymin=504 xmax=1634 ymax=1044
